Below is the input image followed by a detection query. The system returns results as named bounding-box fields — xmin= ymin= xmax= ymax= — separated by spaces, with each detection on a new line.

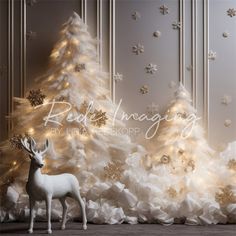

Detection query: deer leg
xmin=73 ymin=192 xmax=87 ymax=230
xmin=46 ymin=195 xmax=52 ymax=234
xmin=28 ymin=198 xmax=35 ymax=234
xmin=59 ymin=197 xmax=68 ymax=230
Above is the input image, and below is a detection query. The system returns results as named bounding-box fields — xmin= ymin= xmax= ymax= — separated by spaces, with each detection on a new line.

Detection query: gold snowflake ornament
xmin=227 ymin=8 xmax=236 ymax=17
xmin=167 ymin=187 xmax=177 ymax=198
xmin=91 ymin=109 xmax=108 ymax=127
xmin=27 ymin=89 xmax=46 ymax=107
xmin=140 ymin=85 xmax=149 ymax=94
xmin=104 ymin=162 xmax=124 ymax=181
xmin=215 ymin=186 xmax=235 ymax=205
xmin=74 ymin=63 xmax=86 ymax=72
xmin=228 ymin=159 xmax=236 ymax=171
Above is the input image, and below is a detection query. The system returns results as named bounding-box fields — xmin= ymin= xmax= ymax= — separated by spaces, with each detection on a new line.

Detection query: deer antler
xmin=40 ymin=139 xmax=49 ymax=155
xmin=20 ymin=137 xmax=33 ymax=153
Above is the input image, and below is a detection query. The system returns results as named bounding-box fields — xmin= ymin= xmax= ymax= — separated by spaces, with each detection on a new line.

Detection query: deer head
xmin=21 ymin=137 xmax=49 ymax=168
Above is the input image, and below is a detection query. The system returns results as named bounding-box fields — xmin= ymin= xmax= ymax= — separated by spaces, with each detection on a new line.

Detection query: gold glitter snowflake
xmin=167 ymin=187 xmax=177 ymax=198
xmin=215 ymin=186 xmax=235 ymax=205
xmin=104 ymin=162 xmax=124 ymax=181
xmin=27 ymin=89 xmax=46 ymax=107
xmin=184 ymin=160 xmax=195 ymax=172
xmin=140 ymin=85 xmax=149 ymax=94
xmin=74 ymin=63 xmax=86 ymax=72
xmin=9 ymin=133 xmax=30 ymax=150
xmin=79 ymin=101 xmax=91 ymax=115
xmin=91 ymin=109 xmax=108 ymax=127
xmin=228 ymin=159 xmax=236 ymax=171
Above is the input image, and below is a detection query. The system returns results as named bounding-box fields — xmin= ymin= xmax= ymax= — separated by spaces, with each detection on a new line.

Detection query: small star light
xmin=160 ymin=155 xmax=171 ymax=164
xmin=132 ymin=43 xmax=144 ymax=55
xmin=27 ymin=89 xmax=46 ymax=107
xmin=221 ymin=95 xmax=232 ymax=105
xmin=104 ymin=162 xmax=124 ymax=181
xmin=227 ymin=8 xmax=236 ymax=17
xmin=132 ymin=11 xmax=141 ymax=20
xmin=147 ymin=102 xmax=159 ymax=115
xmin=74 ymin=63 xmax=86 ymax=72
xmin=113 ymin=73 xmax=123 ymax=82
xmin=224 ymin=119 xmax=232 ymax=127
xmin=159 ymin=5 xmax=169 ymax=15
xmin=91 ymin=109 xmax=108 ymax=127
xmin=167 ymin=187 xmax=177 ymax=198
xmin=153 ymin=31 xmax=161 ymax=38
xmin=172 ymin=21 xmax=181 ymax=29
xmin=145 ymin=63 xmax=158 ymax=74
xmin=140 ymin=85 xmax=149 ymax=94
xmin=228 ymin=159 xmax=236 ymax=171
xmin=215 ymin=186 xmax=235 ymax=205
xmin=208 ymin=50 xmax=217 ymax=60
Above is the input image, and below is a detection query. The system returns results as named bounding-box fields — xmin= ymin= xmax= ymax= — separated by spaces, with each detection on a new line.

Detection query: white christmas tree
xmin=0 ymin=12 xmax=146 ymax=224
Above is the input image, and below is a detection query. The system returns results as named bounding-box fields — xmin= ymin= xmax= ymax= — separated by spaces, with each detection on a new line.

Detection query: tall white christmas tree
xmin=0 ymin=12 xmax=146 ymax=224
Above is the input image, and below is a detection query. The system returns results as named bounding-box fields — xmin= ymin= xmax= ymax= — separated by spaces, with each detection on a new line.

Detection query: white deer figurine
xmin=20 ymin=137 xmax=87 ymax=234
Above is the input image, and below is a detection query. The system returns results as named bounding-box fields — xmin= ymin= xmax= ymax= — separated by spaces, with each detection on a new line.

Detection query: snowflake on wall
xmin=208 ymin=50 xmax=217 ymax=60
xmin=153 ymin=31 xmax=161 ymax=38
xmin=145 ymin=63 xmax=158 ymax=74
xmin=132 ymin=43 xmax=144 ymax=55
xmin=147 ymin=102 xmax=159 ymax=115
xmin=113 ymin=73 xmax=123 ymax=82
xmin=221 ymin=95 xmax=232 ymax=105
xmin=227 ymin=8 xmax=236 ymax=17
xmin=172 ymin=21 xmax=181 ymax=29
xmin=26 ymin=31 xmax=37 ymax=40
xmin=159 ymin=5 xmax=169 ymax=15
xmin=91 ymin=110 xmax=108 ymax=127
xmin=168 ymin=80 xmax=177 ymax=89
xmin=132 ymin=11 xmax=141 ymax=20
xmin=140 ymin=85 xmax=149 ymax=94
xmin=224 ymin=119 xmax=232 ymax=127
xmin=222 ymin=32 xmax=229 ymax=38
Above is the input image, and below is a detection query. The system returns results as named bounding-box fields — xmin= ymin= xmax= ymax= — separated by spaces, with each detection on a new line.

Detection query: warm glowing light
xmin=71 ymin=38 xmax=79 ymax=45
xmin=48 ymin=75 xmax=54 ymax=81
xmin=77 ymin=164 xmax=81 ymax=168
xmin=67 ymin=51 xmax=71 ymax=56
xmin=66 ymin=64 xmax=74 ymax=70
xmin=51 ymin=51 xmax=59 ymax=58
xmin=64 ymin=82 xmax=70 ymax=88
xmin=66 ymin=135 xmax=72 ymax=141
xmin=60 ymin=41 xmax=67 ymax=47
xmin=13 ymin=161 xmax=17 ymax=166
xmin=45 ymin=132 xmax=51 ymax=137
xmin=28 ymin=128 xmax=35 ymax=135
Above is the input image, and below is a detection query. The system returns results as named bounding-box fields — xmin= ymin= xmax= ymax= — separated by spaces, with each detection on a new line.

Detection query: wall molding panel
xmin=179 ymin=0 xmax=185 ymax=85
xmin=81 ymin=0 xmax=87 ymax=24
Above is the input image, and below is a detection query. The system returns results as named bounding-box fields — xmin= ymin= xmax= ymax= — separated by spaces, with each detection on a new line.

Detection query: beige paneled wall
xmin=0 ymin=0 xmax=235 ymax=149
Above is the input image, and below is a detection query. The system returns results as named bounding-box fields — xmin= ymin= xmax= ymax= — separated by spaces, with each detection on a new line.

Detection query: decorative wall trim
xmin=97 ymin=0 xmax=103 ymax=68
xmin=8 ymin=0 xmax=14 ymax=133
xmin=81 ymin=0 xmax=87 ymax=24
xmin=109 ymin=0 xmax=115 ymax=102
xmin=203 ymin=0 xmax=209 ymax=135
xmin=20 ymin=0 xmax=26 ymax=97
xmin=191 ymin=0 xmax=197 ymax=108
xmin=179 ymin=0 xmax=185 ymax=84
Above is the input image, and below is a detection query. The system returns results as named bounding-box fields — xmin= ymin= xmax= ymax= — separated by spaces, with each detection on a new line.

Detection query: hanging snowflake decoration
xmin=215 ymin=186 xmax=235 ymax=205
xmin=104 ymin=162 xmax=124 ymax=181
xmin=132 ymin=43 xmax=144 ymax=55
xmin=224 ymin=119 xmax=232 ymax=127
xmin=74 ymin=63 xmax=86 ymax=72
xmin=91 ymin=109 xmax=108 ymax=127
xmin=113 ymin=73 xmax=123 ymax=82
xmin=227 ymin=8 xmax=236 ymax=17
xmin=9 ymin=133 xmax=30 ymax=150
xmin=27 ymin=89 xmax=46 ymax=107
xmin=159 ymin=5 xmax=169 ymax=15
xmin=208 ymin=50 xmax=217 ymax=60
xmin=132 ymin=11 xmax=141 ymax=20
xmin=139 ymin=85 xmax=149 ymax=94
xmin=167 ymin=187 xmax=177 ymax=198
xmin=221 ymin=95 xmax=232 ymax=105
xmin=222 ymin=32 xmax=229 ymax=38
xmin=153 ymin=31 xmax=161 ymax=38
xmin=172 ymin=21 xmax=181 ymax=29
xmin=145 ymin=63 xmax=158 ymax=74
xmin=147 ymin=102 xmax=159 ymax=115
xmin=168 ymin=80 xmax=177 ymax=89
xmin=228 ymin=159 xmax=236 ymax=171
